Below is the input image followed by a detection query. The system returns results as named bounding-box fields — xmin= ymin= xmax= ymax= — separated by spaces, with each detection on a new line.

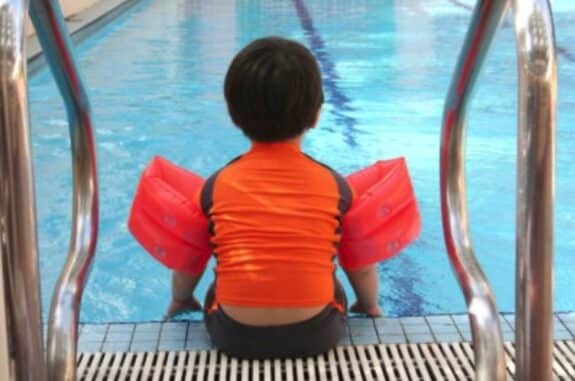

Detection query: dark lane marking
xmin=447 ymin=0 xmax=473 ymax=11
xmin=447 ymin=0 xmax=575 ymax=63
xmin=292 ymin=0 xmax=359 ymax=147
xmin=557 ymin=46 xmax=575 ymax=63
xmin=381 ymin=255 xmax=427 ymax=317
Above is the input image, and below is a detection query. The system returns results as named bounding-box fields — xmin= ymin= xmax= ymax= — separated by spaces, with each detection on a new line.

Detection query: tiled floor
xmin=77 ymin=312 xmax=575 ymax=353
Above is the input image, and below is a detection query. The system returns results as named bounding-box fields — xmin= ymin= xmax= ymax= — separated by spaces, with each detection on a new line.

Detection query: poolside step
xmin=77 ymin=341 xmax=575 ymax=380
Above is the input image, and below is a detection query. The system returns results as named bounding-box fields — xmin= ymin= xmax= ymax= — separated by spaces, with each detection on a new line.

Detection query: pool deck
xmin=76 ymin=312 xmax=575 ymax=353
xmin=27 ymin=0 xmax=140 ymax=73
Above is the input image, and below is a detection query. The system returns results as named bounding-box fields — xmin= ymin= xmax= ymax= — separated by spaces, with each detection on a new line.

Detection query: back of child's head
xmin=224 ymin=37 xmax=324 ymax=142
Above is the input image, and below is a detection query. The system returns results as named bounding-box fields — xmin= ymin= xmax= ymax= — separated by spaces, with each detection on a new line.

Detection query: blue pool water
xmin=29 ymin=0 xmax=575 ymax=323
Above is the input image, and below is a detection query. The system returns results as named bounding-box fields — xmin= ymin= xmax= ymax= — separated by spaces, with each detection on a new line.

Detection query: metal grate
xmin=77 ymin=341 xmax=575 ymax=380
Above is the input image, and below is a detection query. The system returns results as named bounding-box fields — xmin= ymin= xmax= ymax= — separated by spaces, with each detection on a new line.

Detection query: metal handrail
xmin=28 ymin=0 xmax=99 ymax=380
xmin=512 ymin=1 xmax=556 ymax=380
xmin=441 ymin=0 xmax=557 ymax=380
xmin=0 ymin=1 xmax=46 ymax=379
xmin=440 ymin=1 xmax=509 ymax=380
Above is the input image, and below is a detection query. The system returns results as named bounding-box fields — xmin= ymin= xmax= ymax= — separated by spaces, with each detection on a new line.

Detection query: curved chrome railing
xmin=29 ymin=0 xmax=99 ymax=380
xmin=0 ymin=0 xmax=46 ymax=379
xmin=512 ymin=1 xmax=556 ymax=380
xmin=440 ymin=1 xmax=509 ymax=380
xmin=441 ymin=0 xmax=557 ymax=380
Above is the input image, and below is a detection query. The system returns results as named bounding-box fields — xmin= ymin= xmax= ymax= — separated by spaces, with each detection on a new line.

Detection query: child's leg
xmin=333 ymin=277 xmax=348 ymax=311
xmin=203 ymin=282 xmax=216 ymax=313
xmin=165 ymin=270 xmax=203 ymax=319
xmin=344 ymin=265 xmax=382 ymax=317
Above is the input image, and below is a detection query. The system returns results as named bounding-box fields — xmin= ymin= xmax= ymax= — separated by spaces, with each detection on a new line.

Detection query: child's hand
xmin=350 ymin=301 xmax=383 ymax=317
xmin=165 ymin=297 xmax=202 ymax=320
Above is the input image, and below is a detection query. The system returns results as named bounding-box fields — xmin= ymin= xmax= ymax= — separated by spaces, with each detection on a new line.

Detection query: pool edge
xmin=27 ymin=0 xmax=143 ymax=75
xmin=74 ymin=311 xmax=575 ymax=352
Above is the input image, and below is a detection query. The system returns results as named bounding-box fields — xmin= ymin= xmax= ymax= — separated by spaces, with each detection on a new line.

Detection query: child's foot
xmin=165 ymin=297 xmax=202 ymax=320
xmin=350 ymin=301 xmax=383 ymax=317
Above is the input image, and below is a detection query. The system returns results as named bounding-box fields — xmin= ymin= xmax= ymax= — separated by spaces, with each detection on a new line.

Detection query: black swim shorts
xmin=203 ymin=280 xmax=348 ymax=359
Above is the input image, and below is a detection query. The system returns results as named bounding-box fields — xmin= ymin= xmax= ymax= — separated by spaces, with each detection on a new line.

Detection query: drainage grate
xmin=78 ymin=341 xmax=575 ymax=380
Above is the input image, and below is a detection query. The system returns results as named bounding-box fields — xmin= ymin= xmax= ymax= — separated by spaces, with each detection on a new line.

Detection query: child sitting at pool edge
xmin=167 ymin=37 xmax=382 ymax=359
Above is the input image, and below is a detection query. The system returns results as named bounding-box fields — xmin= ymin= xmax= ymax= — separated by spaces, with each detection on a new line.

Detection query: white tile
xmin=351 ymin=335 xmax=379 ymax=345
xmin=554 ymin=330 xmax=573 ymax=340
xmin=158 ymin=340 xmax=185 ymax=351
xmin=78 ymin=341 xmax=102 ymax=353
xmin=432 ymin=332 xmax=462 ymax=342
xmin=406 ymin=333 xmax=434 ymax=344
xmin=106 ymin=332 xmax=133 ymax=342
xmin=349 ymin=325 xmax=378 ymax=337
xmin=426 ymin=315 xmax=453 ymax=324
xmin=134 ymin=323 xmax=162 ymax=332
xmin=82 ymin=324 xmax=109 ymax=333
xmin=380 ymin=335 xmax=406 ymax=344
xmin=132 ymin=330 xmax=160 ymax=341
xmin=348 ymin=318 xmax=376 ymax=327
xmin=429 ymin=324 xmax=459 ymax=334
xmin=400 ymin=316 xmax=426 ymax=325
xmin=402 ymin=324 xmax=431 ymax=334
xmin=108 ymin=323 xmax=135 ymax=333
xmin=101 ymin=341 xmax=130 ymax=352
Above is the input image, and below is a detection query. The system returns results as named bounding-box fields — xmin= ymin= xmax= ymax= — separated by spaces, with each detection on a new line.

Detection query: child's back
xmin=169 ymin=37 xmax=380 ymax=359
xmin=202 ymin=141 xmax=351 ymax=326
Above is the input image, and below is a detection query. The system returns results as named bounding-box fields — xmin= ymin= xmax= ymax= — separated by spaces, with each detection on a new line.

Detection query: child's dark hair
xmin=224 ymin=37 xmax=324 ymax=142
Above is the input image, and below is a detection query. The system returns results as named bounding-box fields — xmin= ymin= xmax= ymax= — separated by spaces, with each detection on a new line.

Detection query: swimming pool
xmin=29 ymin=0 xmax=575 ymax=323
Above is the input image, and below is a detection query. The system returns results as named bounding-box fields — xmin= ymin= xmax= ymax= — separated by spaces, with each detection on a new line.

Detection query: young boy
xmin=167 ymin=37 xmax=381 ymax=359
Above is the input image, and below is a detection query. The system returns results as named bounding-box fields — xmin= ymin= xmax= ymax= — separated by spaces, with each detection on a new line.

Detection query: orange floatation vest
xmin=128 ymin=156 xmax=421 ymax=273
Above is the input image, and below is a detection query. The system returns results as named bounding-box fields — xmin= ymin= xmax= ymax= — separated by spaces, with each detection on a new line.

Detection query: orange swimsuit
xmin=199 ymin=142 xmax=353 ymax=308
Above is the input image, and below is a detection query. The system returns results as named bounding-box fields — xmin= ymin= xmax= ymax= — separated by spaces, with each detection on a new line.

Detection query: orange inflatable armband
xmin=128 ymin=156 xmax=211 ymax=274
xmin=339 ymin=158 xmax=421 ymax=270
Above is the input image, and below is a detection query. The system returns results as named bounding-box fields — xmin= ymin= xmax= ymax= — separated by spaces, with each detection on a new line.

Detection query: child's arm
xmin=166 ymin=270 xmax=204 ymax=319
xmin=344 ymin=265 xmax=383 ymax=317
